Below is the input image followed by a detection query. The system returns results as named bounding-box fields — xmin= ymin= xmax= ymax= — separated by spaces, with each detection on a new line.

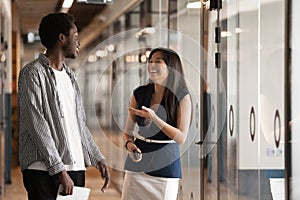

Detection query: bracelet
xmin=124 ymin=140 xmax=134 ymax=149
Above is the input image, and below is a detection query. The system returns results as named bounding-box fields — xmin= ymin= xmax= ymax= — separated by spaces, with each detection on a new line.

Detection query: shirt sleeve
xmin=82 ymin=126 xmax=106 ymax=166
xmin=176 ymin=88 xmax=189 ymax=102
xmin=18 ymin=68 xmax=65 ymax=175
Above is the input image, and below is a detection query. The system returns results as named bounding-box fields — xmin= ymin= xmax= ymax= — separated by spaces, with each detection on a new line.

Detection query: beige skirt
xmin=121 ymin=171 xmax=179 ymax=200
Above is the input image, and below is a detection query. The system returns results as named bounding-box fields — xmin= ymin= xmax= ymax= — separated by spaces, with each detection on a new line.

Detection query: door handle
xmin=229 ymin=105 xmax=234 ymax=136
xmin=274 ymin=110 xmax=281 ymax=148
xmin=249 ymin=106 xmax=256 ymax=141
xmin=195 ymin=140 xmax=217 ymax=145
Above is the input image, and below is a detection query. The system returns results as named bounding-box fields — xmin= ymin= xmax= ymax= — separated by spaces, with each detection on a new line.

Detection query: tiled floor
xmin=1 ymin=167 xmax=121 ymax=200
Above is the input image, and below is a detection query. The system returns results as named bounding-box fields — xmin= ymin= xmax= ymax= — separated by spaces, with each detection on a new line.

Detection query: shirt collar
xmin=38 ymin=53 xmax=50 ymax=67
xmin=39 ymin=53 xmax=69 ymax=71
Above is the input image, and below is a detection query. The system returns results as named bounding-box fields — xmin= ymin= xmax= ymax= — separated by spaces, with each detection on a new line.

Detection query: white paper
xmin=56 ymin=185 xmax=90 ymax=200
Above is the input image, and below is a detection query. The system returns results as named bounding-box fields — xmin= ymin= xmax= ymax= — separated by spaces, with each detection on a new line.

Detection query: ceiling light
xmin=135 ymin=27 xmax=156 ymax=39
xmin=27 ymin=32 xmax=35 ymax=43
xmin=88 ymin=54 xmax=97 ymax=62
xmin=26 ymin=32 xmax=40 ymax=43
xmin=235 ymin=28 xmax=243 ymax=33
xmin=95 ymin=50 xmax=107 ymax=58
xmin=186 ymin=1 xmax=201 ymax=9
xmin=221 ymin=31 xmax=232 ymax=37
xmin=106 ymin=44 xmax=115 ymax=52
xmin=62 ymin=0 xmax=74 ymax=8
xmin=77 ymin=0 xmax=113 ymax=4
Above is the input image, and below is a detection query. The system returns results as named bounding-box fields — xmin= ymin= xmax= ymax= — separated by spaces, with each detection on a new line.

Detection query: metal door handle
xmin=274 ymin=110 xmax=281 ymax=148
xmin=249 ymin=106 xmax=256 ymax=141
xmin=229 ymin=105 xmax=234 ymax=136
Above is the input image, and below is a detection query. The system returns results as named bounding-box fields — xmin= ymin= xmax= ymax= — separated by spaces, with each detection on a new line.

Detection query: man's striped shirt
xmin=18 ymin=54 xmax=105 ymax=175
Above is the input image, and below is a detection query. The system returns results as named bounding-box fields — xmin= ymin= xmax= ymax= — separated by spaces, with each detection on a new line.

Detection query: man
xmin=18 ymin=13 xmax=110 ymax=200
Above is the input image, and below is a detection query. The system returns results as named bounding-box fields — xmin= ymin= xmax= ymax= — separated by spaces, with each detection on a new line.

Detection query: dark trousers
xmin=22 ymin=169 xmax=85 ymax=200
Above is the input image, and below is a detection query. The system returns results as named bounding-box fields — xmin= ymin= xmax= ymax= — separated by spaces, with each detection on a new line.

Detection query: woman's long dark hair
xmin=148 ymin=47 xmax=189 ymax=125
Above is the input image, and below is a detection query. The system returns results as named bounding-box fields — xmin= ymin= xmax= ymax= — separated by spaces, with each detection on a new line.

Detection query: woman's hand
xmin=128 ymin=106 xmax=156 ymax=120
xmin=125 ymin=141 xmax=142 ymax=162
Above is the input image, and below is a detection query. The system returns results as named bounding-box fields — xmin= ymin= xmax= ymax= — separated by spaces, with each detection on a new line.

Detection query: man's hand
xmin=58 ymin=170 xmax=74 ymax=195
xmin=97 ymin=160 xmax=110 ymax=192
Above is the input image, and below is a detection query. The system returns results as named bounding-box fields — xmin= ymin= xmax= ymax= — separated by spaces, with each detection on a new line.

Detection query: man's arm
xmin=18 ymin=68 xmax=65 ymax=175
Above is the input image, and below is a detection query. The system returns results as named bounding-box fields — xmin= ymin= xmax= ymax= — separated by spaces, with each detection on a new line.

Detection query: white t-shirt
xmin=28 ymin=67 xmax=85 ymax=171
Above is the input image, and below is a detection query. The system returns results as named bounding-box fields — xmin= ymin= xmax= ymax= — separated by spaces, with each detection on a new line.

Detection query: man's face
xmin=63 ymin=24 xmax=80 ymax=59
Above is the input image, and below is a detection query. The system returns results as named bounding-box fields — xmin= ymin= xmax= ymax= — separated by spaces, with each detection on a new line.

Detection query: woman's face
xmin=148 ymin=51 xmax=169 ymax=85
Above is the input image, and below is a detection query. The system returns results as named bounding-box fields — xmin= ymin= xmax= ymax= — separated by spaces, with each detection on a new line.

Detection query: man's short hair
xmin=38 ymin=13 xmax=75 ymax=49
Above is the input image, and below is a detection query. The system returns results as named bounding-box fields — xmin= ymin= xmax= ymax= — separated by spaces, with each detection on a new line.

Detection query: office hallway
xmin=2 ymin=167 xmax=121 ymax=200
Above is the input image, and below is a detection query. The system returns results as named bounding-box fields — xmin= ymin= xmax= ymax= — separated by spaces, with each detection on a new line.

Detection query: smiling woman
xmin=121 ymin=47 xmax=192 ymax=200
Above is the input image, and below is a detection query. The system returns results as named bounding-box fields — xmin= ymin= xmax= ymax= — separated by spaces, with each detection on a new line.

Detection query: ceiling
xmin=14 ymin=0 xmax=106 ymax=35
xmin=14 ymin=0 xmax=142 ymax=50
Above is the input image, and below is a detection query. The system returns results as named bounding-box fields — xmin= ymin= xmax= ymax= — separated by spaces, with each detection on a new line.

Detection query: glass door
xmin=236 ymin=1 xmax=260 ymax=198
xmin=291 ymin=0 xmax=300 ymax=199
xmin=76 ymin=0 xmax=289 ymax=199
xmin=224 ymin=0 xmax=286 ymax=199
xmin=0 ymin=11 xmax=4 ymax=198
xmin=225 ymin=0 xmax=239 ymax=199
xmin=172 ymin=1 xmax=202 ymax=199
xmin=259 ymin=1 xmax=285 ymax=199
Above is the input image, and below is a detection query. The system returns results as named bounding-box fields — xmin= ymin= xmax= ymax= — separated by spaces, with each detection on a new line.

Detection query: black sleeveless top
xmin=124 ymin=83 xmax=189 ymax=178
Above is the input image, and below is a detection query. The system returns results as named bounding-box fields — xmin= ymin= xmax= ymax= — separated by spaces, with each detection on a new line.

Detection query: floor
xmin=0 ymin=129 xmax=275 ymax=200
xmin=0 ymin=164 xmax=271 ymax=200
xmin=1 ymin=167 xmax=121 ymax=200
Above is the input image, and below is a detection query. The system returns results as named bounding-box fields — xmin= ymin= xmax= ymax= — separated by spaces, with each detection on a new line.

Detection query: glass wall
xmin=172 ymin=2 xmax=202 ymax=199
xmin=77 ymin=0 xmax=204 ymax=198
xmin=226 ymin=0 xmax=239 ymax=199
xmin=0 ymin=0 xmax=12 ymax=198
xmin=77 ymin=0 xmax=288 ymax=199
xmin=291 ymin=0 xmax=300 ymax=199
xmin=223 ymin=0 xmax=286 ymax=199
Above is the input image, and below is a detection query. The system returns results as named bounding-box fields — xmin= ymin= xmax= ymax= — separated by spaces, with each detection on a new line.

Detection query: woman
xmin=121 ymin=47 xmax=192 ymax=200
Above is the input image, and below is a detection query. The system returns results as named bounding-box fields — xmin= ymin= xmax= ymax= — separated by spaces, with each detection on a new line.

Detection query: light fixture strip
xmin=186 ymin=1 xmax=201 ymax=9
xmin=62 ymin=0 xmax=74 ymax=8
